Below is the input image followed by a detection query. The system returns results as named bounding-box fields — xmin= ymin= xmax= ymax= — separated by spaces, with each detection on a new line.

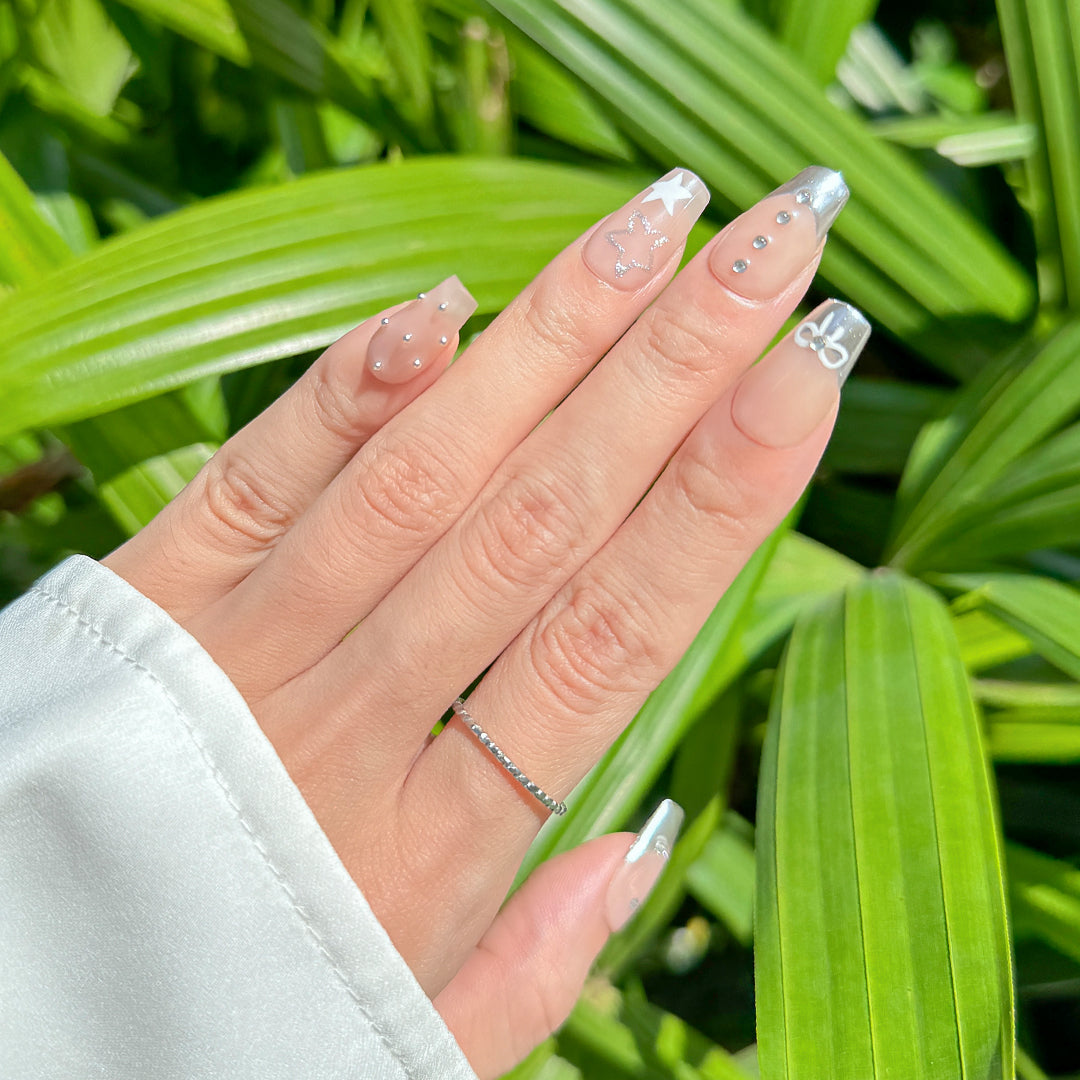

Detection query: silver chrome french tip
xmin=796 ymin=298 xmax=871 ymax=387
xmin=604 ymin=798 xmax=685 ymax=931
xmin=771 ymin=166 xmax=849 ymax=239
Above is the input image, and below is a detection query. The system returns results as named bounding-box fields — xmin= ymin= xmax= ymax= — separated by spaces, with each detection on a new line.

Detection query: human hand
xmin=102 ymin=165 xmax=867 ymax=1077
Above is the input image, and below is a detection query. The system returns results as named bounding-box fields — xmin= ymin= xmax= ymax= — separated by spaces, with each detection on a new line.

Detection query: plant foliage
xmin=2 ymin=0 xmax=1079 ymax=1075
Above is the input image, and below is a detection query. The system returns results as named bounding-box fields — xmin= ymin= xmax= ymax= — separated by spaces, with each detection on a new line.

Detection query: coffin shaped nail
xmin=708 ymin=166 xmax=849 ymax=302
xmin=731 ymin=299 xmax=871 ymax=449
xmin=583 ymin=169 xmax=710 ymax=291
xmin=367 ymin=275 xmax=478 ymax=384
xmin=605 ymin=799 xmax=685 ymax=931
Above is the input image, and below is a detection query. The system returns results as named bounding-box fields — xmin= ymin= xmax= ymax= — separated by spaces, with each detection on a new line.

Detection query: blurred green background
xmin=2 ymin=0 xmax=1080 ymax=1076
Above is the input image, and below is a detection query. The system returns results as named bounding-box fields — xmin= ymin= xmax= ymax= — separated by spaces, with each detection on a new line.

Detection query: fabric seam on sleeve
xmin=29 ymin=582 xmax=416 ymax=1080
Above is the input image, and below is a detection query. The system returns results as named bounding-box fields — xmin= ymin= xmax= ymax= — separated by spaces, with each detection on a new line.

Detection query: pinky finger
xmin=435 ymin=801 xmax=683 ymax=1080
xmin=105 ymin=276 xmax=476 ymax=618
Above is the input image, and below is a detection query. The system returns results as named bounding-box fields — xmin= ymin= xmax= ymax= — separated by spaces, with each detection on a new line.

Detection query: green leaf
xmin=940 ymin=573 xmax=1080 ymax=682
xmin=98 ymin=442 xmax=216 ymax=534
xmin=0 ymin=151 xmax=69 ymax=286
xmin=952 ymin=609 xmax=1032 ymax=673
xmin=25 ymin=0 xmax=135 ymax=116
xmin=0 ymin=143 xmax=222 ymax=534
xmin=0 ymin=157 xmax=644 ymax=441
xmin=108 ymin=0 xmax=252 ymax=65
xmin=997 ymin=0 xmax=1080 ymax=309
xmin=822 ymin=377 xmax=947 ymax=477
xmin=979 ymin=676 xmax=1080 ymax=764
xmin=1007 ymin=843 xmax=1080 ymax=965
xmin=505 ymin=25 xmax=634 ymax=161
xmin=888 ymin=318 xmax=1080 ymax=571
xmin=871 ymin=112 xmax=1037 ymax=167
xmin=756 ymin=571 xmax=1013 ymax=1079
xmin=482 ymin=0 xmax=1034 ymax=377
xmin=774 ymin=0 xmax=876 ymax=86
xmin=559 ymin=985 xmax=754 ymax=1080
xmin=686 ymin=812 xmax=755 ymax=947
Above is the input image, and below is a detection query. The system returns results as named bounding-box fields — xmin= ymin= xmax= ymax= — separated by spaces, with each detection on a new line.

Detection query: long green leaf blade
xmin=996 ymin=0 xmax=1080 ymax=309
xmin=940 ymin=573 xmax=1080 ymax=681
xmin=757 ymin=571 xmax=1013 ymax=1079
xmin=483 ymin=0 xmax=1034 ymax=376
xmin=0 ymin=157 xmax=645 ymax=441
xmin=0 ymin=152 xmax=69 ymax=286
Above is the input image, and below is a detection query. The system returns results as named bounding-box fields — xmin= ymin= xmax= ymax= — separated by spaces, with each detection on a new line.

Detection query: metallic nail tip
xmin=626 ymin=798 xmax=685 ymax=864
xmin=800 ymin=299 xmax=871 ymax=387
xmin=773 ymin=166 xmax=849 ymax=238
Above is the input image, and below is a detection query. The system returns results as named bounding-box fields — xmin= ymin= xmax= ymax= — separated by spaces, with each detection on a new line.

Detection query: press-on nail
xmin=605 ymin=799 xmax=684 ymax=931
xmin=731 ymin=299 xmax=870 ymax=449
xmin=367 ymin=275 xmax=478 ymax=383
xmin=583 ymin=169 xmax=710 ymax=291
xmin=708 ymin=166 xmax=849 ymax=301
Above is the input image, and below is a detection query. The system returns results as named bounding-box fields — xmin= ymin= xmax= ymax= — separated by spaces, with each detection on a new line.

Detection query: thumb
xmin=434 ymin=800 xmax=684 ymax=1080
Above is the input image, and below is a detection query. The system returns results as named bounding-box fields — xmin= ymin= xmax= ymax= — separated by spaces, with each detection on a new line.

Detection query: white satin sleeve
xmin=0 ymin=555 xmax=478 ymax=1080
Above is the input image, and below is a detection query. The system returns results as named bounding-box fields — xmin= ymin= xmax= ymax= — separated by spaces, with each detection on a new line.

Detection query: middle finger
xmin=271 ymin=167 xmax=848 ymax=790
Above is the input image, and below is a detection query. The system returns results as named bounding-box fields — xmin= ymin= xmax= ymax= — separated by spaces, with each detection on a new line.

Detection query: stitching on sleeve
xmin=30 ymin=582 xmax=416 ymax=1080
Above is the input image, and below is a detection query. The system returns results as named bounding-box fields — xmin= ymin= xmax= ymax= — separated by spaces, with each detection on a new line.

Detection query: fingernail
xmin=708 ymin=166 xmax=849 ymax=301
xmin=605 ymin=798 xmax=684 ymax=932
xmin=367 ymin=275 xmax=478 ymax=383
xmin=583 ymin=169 xmax=710 ymax=291
xmin=731 ymin=299 xmax=870 ymax=449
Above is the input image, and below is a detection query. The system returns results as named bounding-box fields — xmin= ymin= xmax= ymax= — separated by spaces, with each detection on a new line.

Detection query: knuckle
xmin=669 ymin=443 xmax=763 ymax=543
xmin=530 ymin=577 xmax=660 ymax=710
xmin=637 ymin=304 xmax=718 ymax=384
xmin=307 ymin=356 xmax=367 ymax=443
xmin=197 ymin=450 xmax=294 ymax=552
xmin=466 ymin=469 xmax=585 ymax=593
xmin=349 ymin=429 xmax=460 ymax=540
xmin=518 ymin=288 xmax=597 ymax=363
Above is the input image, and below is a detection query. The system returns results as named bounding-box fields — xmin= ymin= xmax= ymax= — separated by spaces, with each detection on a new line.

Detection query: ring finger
xmin=399 ymin=297 xmax=871 ymax=988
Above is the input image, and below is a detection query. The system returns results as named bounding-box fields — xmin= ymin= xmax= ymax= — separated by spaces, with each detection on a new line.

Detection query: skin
xmin=103 ymin=171 xmax=841 ymax=1078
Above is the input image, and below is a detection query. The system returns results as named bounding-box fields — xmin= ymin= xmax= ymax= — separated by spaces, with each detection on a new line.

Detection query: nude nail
xmin=708 ymin=166 xmax=849 ymax=301
xmin=583 ymin=169 xmax=710 ymax=291
xmin=367 ymin=275 xmax=478 ymax=384
xmin=605 ymin=799 xmax=684 ymax=932
xmin=731 ymin=299 xmax=870 ymax=449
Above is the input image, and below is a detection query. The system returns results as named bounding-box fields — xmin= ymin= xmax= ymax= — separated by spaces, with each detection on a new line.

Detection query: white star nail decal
xmin=604 ymin=210 xmax=670 ymax=278
xmin=794 ymin=308 xmax=849 ymax=370
xmin=641 ymin=172 xmax=695 ymax=216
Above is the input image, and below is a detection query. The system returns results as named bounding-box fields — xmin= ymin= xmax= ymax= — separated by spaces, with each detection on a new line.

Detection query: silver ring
xmin=451 ymin=698 xmax=567 ymax=816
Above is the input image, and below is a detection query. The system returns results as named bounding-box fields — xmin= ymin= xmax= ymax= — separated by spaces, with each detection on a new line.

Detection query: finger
xmin=276 ymin=167 xmax=845 ymax=782
xmin=435 ymin=801 xmax=684 ymax=1076
xmin=104 ymin=276 xmax=475 ymax=619
xmin=194 ymin=169 xmax=710 ymax=691
xmin=400 ymin=301 xmax=870 ymax=972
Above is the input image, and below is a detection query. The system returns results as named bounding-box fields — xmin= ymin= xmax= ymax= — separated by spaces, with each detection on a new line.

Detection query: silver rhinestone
xmin=732 ymin=259 xmax=748 ymax=273
xmin=417 ymin=291 xmax=426 ymax=299
xmin=796 ymin=189 xmax=811 ymax=204
xmin=438 ymin=301 xmax=448 ymax=311
xmin=372 ymin=360 xmax=383 ymax=371
xmin=403 ymin=332 xmax=412 ymax=342
xmin=380 ymin=317 xmax=390 ymax=325
xmin=776 ymin=211 xmax=791 ymax=225
xmin=439 ymin=335 xmax=448 ymax=345
xmin=753 ymin=235 xmax=768 ymax=249
xmin=413 ymin=357 xmax=422 ymax=368
xmin=470 ymin=724 xmax=482 ymax=735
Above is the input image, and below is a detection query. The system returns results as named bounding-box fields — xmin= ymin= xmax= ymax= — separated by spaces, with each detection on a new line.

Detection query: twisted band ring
xmin=451 ymin=698 xmax=567 ymax=816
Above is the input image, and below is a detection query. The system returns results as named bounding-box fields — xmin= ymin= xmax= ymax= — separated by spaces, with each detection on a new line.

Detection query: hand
xmin=103 ymin=165 xmax=866 ymax=1078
